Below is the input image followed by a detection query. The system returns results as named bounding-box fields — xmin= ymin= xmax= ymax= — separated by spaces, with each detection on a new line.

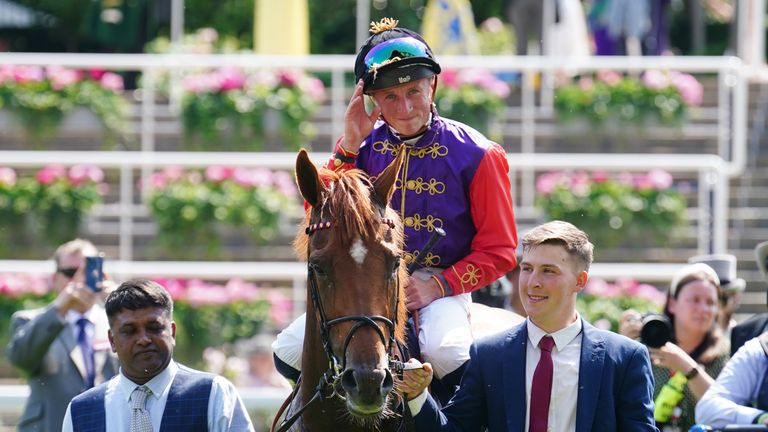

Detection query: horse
xmin=274 ymin=149 xmax=524 ymax=431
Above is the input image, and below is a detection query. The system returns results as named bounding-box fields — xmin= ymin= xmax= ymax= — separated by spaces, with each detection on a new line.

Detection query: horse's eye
xmin=310 ymin=263 xmax=328 ymax=279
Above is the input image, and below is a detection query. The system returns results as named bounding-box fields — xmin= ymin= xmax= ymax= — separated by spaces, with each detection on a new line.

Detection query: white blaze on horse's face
xmin=350 ymin=237 xmax=368 ymax=266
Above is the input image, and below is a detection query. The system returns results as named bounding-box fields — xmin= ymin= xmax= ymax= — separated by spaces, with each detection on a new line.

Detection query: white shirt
xmin=525 ymin=317 xmax=582 ymax=432
xmin=62 ymin=361 xmax=254 ymax=432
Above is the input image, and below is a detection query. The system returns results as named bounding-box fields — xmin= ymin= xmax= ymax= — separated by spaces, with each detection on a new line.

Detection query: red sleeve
xmin=442 ymin=144 xmax=518 ymax=294
xmin=323 ymin=136 xmax=358 ymax=172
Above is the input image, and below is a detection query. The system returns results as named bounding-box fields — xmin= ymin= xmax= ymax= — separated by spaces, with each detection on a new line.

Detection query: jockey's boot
xmin=429 ymin=360 xmax=467 ymax=407
xmin=273 ymin=353 xmax=300 ymax=386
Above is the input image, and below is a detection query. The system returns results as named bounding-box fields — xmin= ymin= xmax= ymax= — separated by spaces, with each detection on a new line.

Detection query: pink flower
xmin=13 ymin=66 xmax=45 ymax=83
xmin=100 ymin=72 xmax=124 ymax=92
xmin=300 ymin=76 xmax=326 ymax=103
xmin=68 ymin=164 xmax=104 ymax=185
xmin=536 ymin=172 xmax=559 ymax=195
xmin=186 ymin=280 xmax=230 ymax=306
xmin=596 ymin=69 xmax=622 ymax=86
xmin=224 ymin=278 xmax=260 ymax=302
xmin=0 ymin=167 xmax=17 ymax=186
xmin=578 ymin=77 xmax=594 ymax=91
xmin=88 ymin=69 xmax=106 ymax=81
xmin=272 ymin=171 xmax=297 ymax=197
xmin=163 ymin=166 xmax=185 ymax=181
xmin=584 ymin=278 xmax=620 ymax=298
xmin=647 ymin=169 xmax=673 ymax=190
xmin=148 ymin=172 xmax=168 ymax=189
xmin=154 ymin=278 xmax=188 ymax=300
xmin=277 ymin=70 xmax=301 ymax=88
xmin=205 ymin=166 xmax=234 ymax=183
xmin=592 ymin=170 xmax=608 ymax=183
xmin=670 ymin=72 xmax=703 ymax=106
xmin=440 ymin=69 xmax=460 ymax=89
xmin=616 ymin=171 xmax=634 ymax=187
xmin=268 ymin=291 xmax=293 ymax=327
xmin=217 ymin=67 xmax=247 ymax=92
xmin=635 ymin=284 xmax=666 ymax=307
xmin=481 ymin=17 xmax=504 ymax=33
xmin=36 ymin=165 xmax=67 ymax=185
xmin=47 ymin=66 xmax=81 ymax=90
xmin=641 ymin=70 xmax=669 ymax=90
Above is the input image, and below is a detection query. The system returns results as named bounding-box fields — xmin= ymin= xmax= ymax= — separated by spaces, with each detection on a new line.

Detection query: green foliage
xmin=0 ymin=66 xmax=128 ymax=146
xmin=0 ymin=165 xmax=105 ymax=257
xmin=536 ymin=170 xmax=687 ymax=249
xmin=179 ymin=68 xmax=325 ymax=151
xmin=147 ymin=166 xmax=299 ymax=259
xmin=554 ymin=70 xmax=703 ymax=128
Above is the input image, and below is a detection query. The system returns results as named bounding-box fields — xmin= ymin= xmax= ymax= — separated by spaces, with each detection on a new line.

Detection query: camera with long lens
xmin=640 ymin=314 xmax=673 ymax=348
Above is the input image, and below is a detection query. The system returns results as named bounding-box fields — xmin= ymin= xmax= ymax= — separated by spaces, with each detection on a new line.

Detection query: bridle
xmin=272 ymin=215 xmax=408 ymax=432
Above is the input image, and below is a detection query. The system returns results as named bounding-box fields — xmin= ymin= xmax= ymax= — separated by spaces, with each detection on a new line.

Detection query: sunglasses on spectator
xmin=56 ymin=267 xmax=79 ymax=278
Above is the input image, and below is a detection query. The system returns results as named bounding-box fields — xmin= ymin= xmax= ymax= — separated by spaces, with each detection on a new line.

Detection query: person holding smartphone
xmin=6 ymin=238 xmax=119 ymax=432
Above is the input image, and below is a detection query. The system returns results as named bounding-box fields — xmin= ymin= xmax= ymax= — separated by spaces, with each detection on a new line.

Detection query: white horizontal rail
xmin=0 ymin=259 xmax=692 ymax=284
xmin=0 ymin=384 xmax=290 ymax=413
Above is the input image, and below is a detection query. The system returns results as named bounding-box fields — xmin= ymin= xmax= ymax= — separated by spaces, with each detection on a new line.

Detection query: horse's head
xmin=294 ymin=149 xmax=407 ymax=420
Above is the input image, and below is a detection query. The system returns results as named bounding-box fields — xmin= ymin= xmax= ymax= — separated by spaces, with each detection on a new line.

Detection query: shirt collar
xmin=118 ymin=360 xmax=178 ymax=403
xmin=526 ymin=313 xmax=583 ymax=352
xmin=65 ymin=305 xmax=101 ymax=326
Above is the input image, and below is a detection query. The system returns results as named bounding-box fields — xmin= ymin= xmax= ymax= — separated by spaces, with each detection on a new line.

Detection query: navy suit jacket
xmin=414 ymin=319 xmax=658 ymax=432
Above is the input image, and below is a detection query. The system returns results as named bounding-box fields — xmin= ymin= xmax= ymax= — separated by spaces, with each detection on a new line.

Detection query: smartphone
xmin=84 ymin=254 xmax=104 ymax=292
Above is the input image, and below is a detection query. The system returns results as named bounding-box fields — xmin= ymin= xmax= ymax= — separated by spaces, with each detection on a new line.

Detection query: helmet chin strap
xmin=388 ymin=112 xmax=433 ymax=141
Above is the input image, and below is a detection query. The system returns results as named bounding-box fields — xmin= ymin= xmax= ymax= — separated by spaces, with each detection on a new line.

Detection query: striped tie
xmin=130 ymin=385 xmax=153 ymax=432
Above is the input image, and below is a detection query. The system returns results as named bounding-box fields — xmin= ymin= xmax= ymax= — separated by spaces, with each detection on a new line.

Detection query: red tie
xmin=530 ymin=335 xmax=555 ymax=432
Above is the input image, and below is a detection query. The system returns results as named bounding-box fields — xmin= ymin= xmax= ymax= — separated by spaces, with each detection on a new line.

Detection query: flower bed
xmin=181 ymin=68 xmax=325 ymax=151
xmin=0 ymin=66 xmax=128 ymax=146
xmin=536 ymin=169 xmax=687 ymax=249
xmin=0 ymin=165 xmax=106 ymax=258
xmin=146 ymin=165 xmax=300 ymax=259
xmin=435 ymin=68 xmax=510 ymax=139
xmin=554 ymin=70 xmax=703 ymax=128
xmin=577 ymin=277 xmax=665 ymax=332
xmin=0 ymin=273 xmax=293 ymax=376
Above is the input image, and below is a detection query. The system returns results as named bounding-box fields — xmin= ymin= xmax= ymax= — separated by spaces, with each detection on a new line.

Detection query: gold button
xmin=334 ymin=159 xmax=342 ymax=167
xmin=404 ymin=217 xmax=414 ymax=227
xmin=406 ymin=180 xmax=417 ymax=190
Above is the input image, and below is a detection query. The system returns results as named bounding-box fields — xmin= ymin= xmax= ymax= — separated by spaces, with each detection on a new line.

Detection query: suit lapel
xmin=576 ymin=319 xmax=605 ymax=431
xmin=503 ymin=323 xmax=528 ymax=432
xmin=62 ymin=323 xmax=89 ymax=382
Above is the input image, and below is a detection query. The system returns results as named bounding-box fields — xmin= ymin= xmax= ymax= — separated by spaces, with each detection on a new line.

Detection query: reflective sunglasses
xmin=364 ymin=37 xmax=431 ymax=71
xmin=56 ymin=267 xmax=78 ymax=278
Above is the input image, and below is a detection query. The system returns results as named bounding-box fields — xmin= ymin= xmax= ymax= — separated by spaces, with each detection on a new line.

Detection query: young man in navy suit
xmin=399 ymin=220 xmax=658 ymax=431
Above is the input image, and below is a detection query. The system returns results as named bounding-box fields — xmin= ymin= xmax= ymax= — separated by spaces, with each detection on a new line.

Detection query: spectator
xmin=687 ymin=254 xmax=746 ymax=336
xmin=239 ymin=334 xmax=290 ymax=389
xmin=62 ymin=279 xmax=254 ymax=431
xmin=272 ymin=17 xmax=517 ymax=404
xmin=730 ymin=241 xmax=768 ymax=354
xmin=620 ymin=262 xmax=729 ymax=431
xmin=695 ymin=243 xmax=768 ymax=427
xmin=398 ymin=220 xmax=657 ymax=431
xmin=6 ymin=238 xmax=119 ymax=432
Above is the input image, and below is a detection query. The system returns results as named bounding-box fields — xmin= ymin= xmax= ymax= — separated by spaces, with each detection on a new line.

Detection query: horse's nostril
xmin=341 ymin=368 xmax=358 ymax=393
xmin=381 ymin=368 xmax=394 ymax=394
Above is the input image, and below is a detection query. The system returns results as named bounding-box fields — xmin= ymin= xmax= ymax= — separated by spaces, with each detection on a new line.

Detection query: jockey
xmin=272 ymin=18 xmax=518 ymax=398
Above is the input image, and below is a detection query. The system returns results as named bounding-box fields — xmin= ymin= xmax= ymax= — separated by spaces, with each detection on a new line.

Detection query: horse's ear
xmin=295 ymin=149 xmax=324 ymax=208
xmin=372 ymin=144 xmax=404 ymax=205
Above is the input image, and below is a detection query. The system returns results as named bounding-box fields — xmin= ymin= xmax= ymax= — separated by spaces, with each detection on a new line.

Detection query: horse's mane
xmin=294 ymin=168 xmax=404 ymax=258
xmin=294 ymin=167 xmax=407 ymax=341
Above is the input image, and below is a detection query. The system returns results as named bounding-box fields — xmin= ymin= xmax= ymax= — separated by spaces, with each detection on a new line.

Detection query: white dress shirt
xmin=63 ymin=361 xmax=254 ymax=432
xmin=525 ymin=317 xmax=583 ymax=432
xmin=695 ymin=336 xmax=768 ymax=427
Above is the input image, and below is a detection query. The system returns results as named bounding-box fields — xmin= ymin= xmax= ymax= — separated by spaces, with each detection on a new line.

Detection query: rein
xmin=273 ymin=217 xmax=408 ymax=432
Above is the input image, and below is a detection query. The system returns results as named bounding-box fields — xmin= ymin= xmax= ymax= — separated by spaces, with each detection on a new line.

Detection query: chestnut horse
xmin=273 ymin=149 xmax=524 ymax=431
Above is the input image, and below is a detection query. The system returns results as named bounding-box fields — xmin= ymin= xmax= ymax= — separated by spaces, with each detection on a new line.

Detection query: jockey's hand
xmin=343 ymin=80 xmax=380 ymax=153
xmin=406 ymin=274 xmax=443 ymax=311
xmin=395 ymin=359 xmax=433 ymax=401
